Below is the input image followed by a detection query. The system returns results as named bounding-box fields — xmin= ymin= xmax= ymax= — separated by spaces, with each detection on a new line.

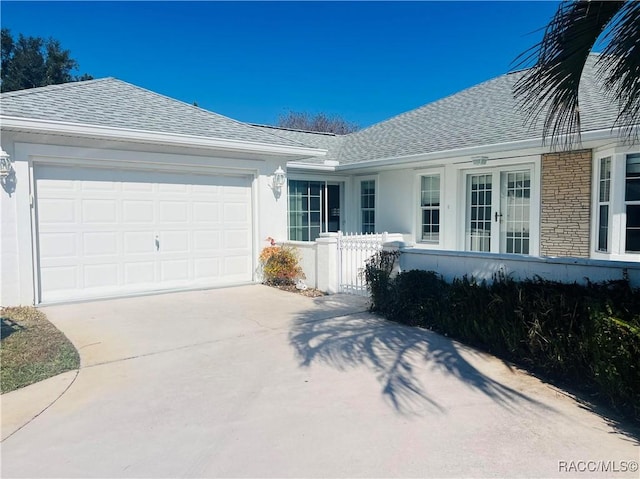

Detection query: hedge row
xmin=364 ymin=251 xmax=640 ymax=422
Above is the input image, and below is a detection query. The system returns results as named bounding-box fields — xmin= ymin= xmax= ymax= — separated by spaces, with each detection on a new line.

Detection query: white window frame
xmin=595 ymin=156 xmax=612 ymax=253
xmin=287 ymin=174 xmax=347 ymax=242
xmin=416 ymin=169 xmax=444 ymax=247
xmin=358 ymin=176 xmax=377 ymax=234
xmin=591 ymin=147 xmax=640 ymax=261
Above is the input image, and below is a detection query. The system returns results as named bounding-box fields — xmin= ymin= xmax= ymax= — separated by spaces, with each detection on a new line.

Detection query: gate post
xmin=316 ymin=232 xmax=339 ymax=294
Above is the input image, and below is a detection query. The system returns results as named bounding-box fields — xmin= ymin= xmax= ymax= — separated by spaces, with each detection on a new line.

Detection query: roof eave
xmin=0 ymin=116 xmax=328 ymax=158
xmin=333 ymin=126 xmax=637 ymax=171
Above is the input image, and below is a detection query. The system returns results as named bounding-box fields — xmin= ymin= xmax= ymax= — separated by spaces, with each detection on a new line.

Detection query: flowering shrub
xmin=259 ymin=244 xmax=304 ymax=285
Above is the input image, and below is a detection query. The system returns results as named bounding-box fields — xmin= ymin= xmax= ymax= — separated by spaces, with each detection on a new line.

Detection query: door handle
xmin=494 ymin=212 xmax=503 ymax=222
xmin=155 ymin=235 xmax=160 ymax=251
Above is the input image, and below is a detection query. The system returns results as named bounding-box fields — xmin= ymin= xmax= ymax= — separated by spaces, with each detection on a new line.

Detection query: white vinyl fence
xmin=337 ymin=232 xmax=388 ymax=295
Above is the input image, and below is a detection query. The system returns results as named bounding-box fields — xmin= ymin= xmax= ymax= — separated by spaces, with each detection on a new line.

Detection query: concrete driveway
xmin=2 ymin=285 xmax=638 ymax=478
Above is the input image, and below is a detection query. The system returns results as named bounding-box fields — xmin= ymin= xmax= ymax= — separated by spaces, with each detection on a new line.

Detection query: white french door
xmin=466 ymin=168 xmax=532 ymax=254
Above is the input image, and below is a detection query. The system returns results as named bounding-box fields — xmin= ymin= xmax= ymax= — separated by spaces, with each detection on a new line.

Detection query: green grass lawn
xmin=1 ymin=306 xmax=80 ymax=393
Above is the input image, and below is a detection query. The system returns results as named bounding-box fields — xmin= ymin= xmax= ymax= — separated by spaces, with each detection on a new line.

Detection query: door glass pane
xmin=502 ymin=171 xmax=531 ymax=254
xmin=467 ymin=174 xmax=492 ymax=252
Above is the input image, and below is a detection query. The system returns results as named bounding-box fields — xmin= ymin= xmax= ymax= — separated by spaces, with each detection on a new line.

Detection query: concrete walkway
xmin=1 ymin=285 xmax=638 ymax=478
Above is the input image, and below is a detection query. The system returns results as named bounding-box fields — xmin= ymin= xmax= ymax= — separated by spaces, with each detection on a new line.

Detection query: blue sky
xmin=2 ymin=1 xmax=562 ymax=128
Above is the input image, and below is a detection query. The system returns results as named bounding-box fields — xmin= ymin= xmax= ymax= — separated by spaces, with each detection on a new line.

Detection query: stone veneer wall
xmin=540 ymin=149 xmax=592 ymax=258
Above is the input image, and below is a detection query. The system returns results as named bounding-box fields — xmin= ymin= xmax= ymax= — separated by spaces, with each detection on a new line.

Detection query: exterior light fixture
xmin=0 ymin=149 xmax=12 ymax=178
xmin=272 ymin=166 xmax=286 ymax=192
xmin=472 ymin=156 xmax=489 ymax=166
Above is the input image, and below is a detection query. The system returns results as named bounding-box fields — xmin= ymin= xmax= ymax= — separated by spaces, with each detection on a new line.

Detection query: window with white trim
xmin=597 ymin=157 xmax=611 ymax=252
xmin=625 ymin=153 xmax=640 ymax=253
xmin=360 ymin=179 xmax=375 ymax=233
xmin=420 ymin=174 xmax=440 ymax=243
xmin=288 ymin=180 xmax=341 ymax=241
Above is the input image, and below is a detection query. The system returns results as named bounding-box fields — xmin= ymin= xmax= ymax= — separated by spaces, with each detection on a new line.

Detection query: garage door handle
xmin=155 ymin=235 xmax=160 ymax=251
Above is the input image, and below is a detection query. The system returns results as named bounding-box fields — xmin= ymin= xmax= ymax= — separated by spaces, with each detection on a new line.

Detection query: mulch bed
xmin=266 ymin=283 xmax=326 ymax=298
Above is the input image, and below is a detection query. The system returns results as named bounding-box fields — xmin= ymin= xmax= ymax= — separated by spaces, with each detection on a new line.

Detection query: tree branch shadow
xmin=289 ymin=310 xmax=553 ymax=416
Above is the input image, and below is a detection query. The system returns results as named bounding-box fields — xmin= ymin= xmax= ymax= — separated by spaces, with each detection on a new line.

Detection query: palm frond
xmin=513 ymin=1 xmax=625 ymax=150
xmin=597 ymin=1 xmax=640 ymax=143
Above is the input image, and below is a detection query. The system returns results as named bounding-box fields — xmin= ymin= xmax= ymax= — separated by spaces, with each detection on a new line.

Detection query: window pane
xmin=421 ymin=175 xmax=440 ymax=206
xmin=467 ymin=174 xmax=492 ymax=252
xmin=598 ymin=205 xmax=609 ymax=252
xmin=288 ymin=180 xmax=327 ymax=241
xmin=360 ymin=180 xmax=375 ymax=233
xmin=625 ymin=179 xmax=640 ymax=202
xmin=599 ymin=157 xmax=611 ymax=202
xmin=626 ymin=230 xmax=640 ymax=252
xmin=627 ymin=153 xmax=640 ymax=177
xmin=420 ymin=174 xmax=441 ymax=243
xmin=627 ymin=204 xmax=640 ymax=228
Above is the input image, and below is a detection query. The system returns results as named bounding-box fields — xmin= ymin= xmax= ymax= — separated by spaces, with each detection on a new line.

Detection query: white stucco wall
xmin=0 ymin=131 xmax=290 ymax=305
xmin=399 ymin=247 xmax=640 ymax=287
xmin=361 ymin=153 xmax=542 ymax=254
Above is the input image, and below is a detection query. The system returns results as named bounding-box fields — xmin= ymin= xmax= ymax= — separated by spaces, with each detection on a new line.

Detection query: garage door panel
xmin=123 ymin=232 xmax=156 ymax=254
xmin=82 ymin=200 xmax=117 ymax=223
xmin=160 ymin=231 xmax=189 ymax=252
xmin=38 ymin=199 xmax=76 ymax=223
xmin=193 ymin=202 xmax=220 ymax=223
xmin=40 ymin=266 xmax=78 ymax=291
xmin=81 ymin=178 xmax=118 ymax=191
xmin=35 ymin=165 xmax=253 ymax=302
xmin=160 ymin=260 xmax=189 ymax=281
xmin=83 ymin=232 xmax=118 ymax=256
xmin=194 ymin=258 xmax=219 ymax=279
xmin=84 ymin=264 xmax=119 ymax=288
xmin=123 ymin=201 xmax=154 ymax=223
xmin=159 ymin=201 xmax=188 ymax=223
xmin=194 ymin=231 xmax=221 ymax=251
xmin=224 ymin=256 xmax=251 ymax=276
xmin=224 ymin=229 xmax=250 ymax=249
xmin=39 ymin=233 xmax=77 ymax=258
xmin=124 ymin=262 xmax=155 ymax=285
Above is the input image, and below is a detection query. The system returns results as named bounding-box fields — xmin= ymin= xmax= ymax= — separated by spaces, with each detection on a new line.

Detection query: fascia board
xmin=0 ymin=116 xmax=327 ymax=158
xmin=286 ymin=161 xmax=337 ymax=172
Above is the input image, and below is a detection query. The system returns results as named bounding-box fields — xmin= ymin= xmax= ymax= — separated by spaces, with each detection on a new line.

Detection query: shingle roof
xmin=336 ymin=54 xmax=623 ymax=165
xmin=0 ymin=55 xmax=631 ymax=166
xmin=250 ymin=124 xmax=344 ymax=163
xmin=0 ymin=78 xmax=308 ymax=148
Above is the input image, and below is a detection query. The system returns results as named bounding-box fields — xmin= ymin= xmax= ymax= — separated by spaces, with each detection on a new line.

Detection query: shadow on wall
xmin=288 ymin=306 xmax=550 ymax=416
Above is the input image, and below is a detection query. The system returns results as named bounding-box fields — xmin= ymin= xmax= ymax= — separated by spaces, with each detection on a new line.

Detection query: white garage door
xmin=34 ymin=164 xmax=253 ymax=303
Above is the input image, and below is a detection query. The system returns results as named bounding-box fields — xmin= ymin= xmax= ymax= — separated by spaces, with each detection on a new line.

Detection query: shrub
xmin=259 ymin=245 xmax=304 ymax=285
xmin=364 ymin=250 xmax=399 ymax=313
xmin=364 ymin=267 xmax=640 ymax=422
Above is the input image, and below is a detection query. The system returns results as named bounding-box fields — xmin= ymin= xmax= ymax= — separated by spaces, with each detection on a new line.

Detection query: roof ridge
xmin=251 ymin=123 xmax=339 ymax=137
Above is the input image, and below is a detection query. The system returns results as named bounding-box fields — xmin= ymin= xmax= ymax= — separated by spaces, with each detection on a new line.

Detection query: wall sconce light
xmin=471 ymin=156 xmax=489 ymax=166
xmin=0 ymin=149 xmax=12 ymax=178
xmin=272 ymin=166 xmax=286 ymax=193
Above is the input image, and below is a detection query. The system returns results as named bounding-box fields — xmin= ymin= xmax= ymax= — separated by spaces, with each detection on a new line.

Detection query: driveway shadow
xmin=289 ymin=309 xmax=550 ymax=416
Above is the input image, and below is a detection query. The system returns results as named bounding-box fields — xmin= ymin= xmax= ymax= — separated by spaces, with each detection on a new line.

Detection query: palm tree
xmin=513 ymin=1 xmax=640 ymax=149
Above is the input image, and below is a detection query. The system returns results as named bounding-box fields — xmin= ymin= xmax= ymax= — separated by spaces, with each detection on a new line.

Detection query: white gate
xmin=337 ymin=231 xmax=388 ymax=295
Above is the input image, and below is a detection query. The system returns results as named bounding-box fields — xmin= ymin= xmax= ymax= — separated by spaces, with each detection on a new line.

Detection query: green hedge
xmin=364 ymin=252 xmax=640 ymax=422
